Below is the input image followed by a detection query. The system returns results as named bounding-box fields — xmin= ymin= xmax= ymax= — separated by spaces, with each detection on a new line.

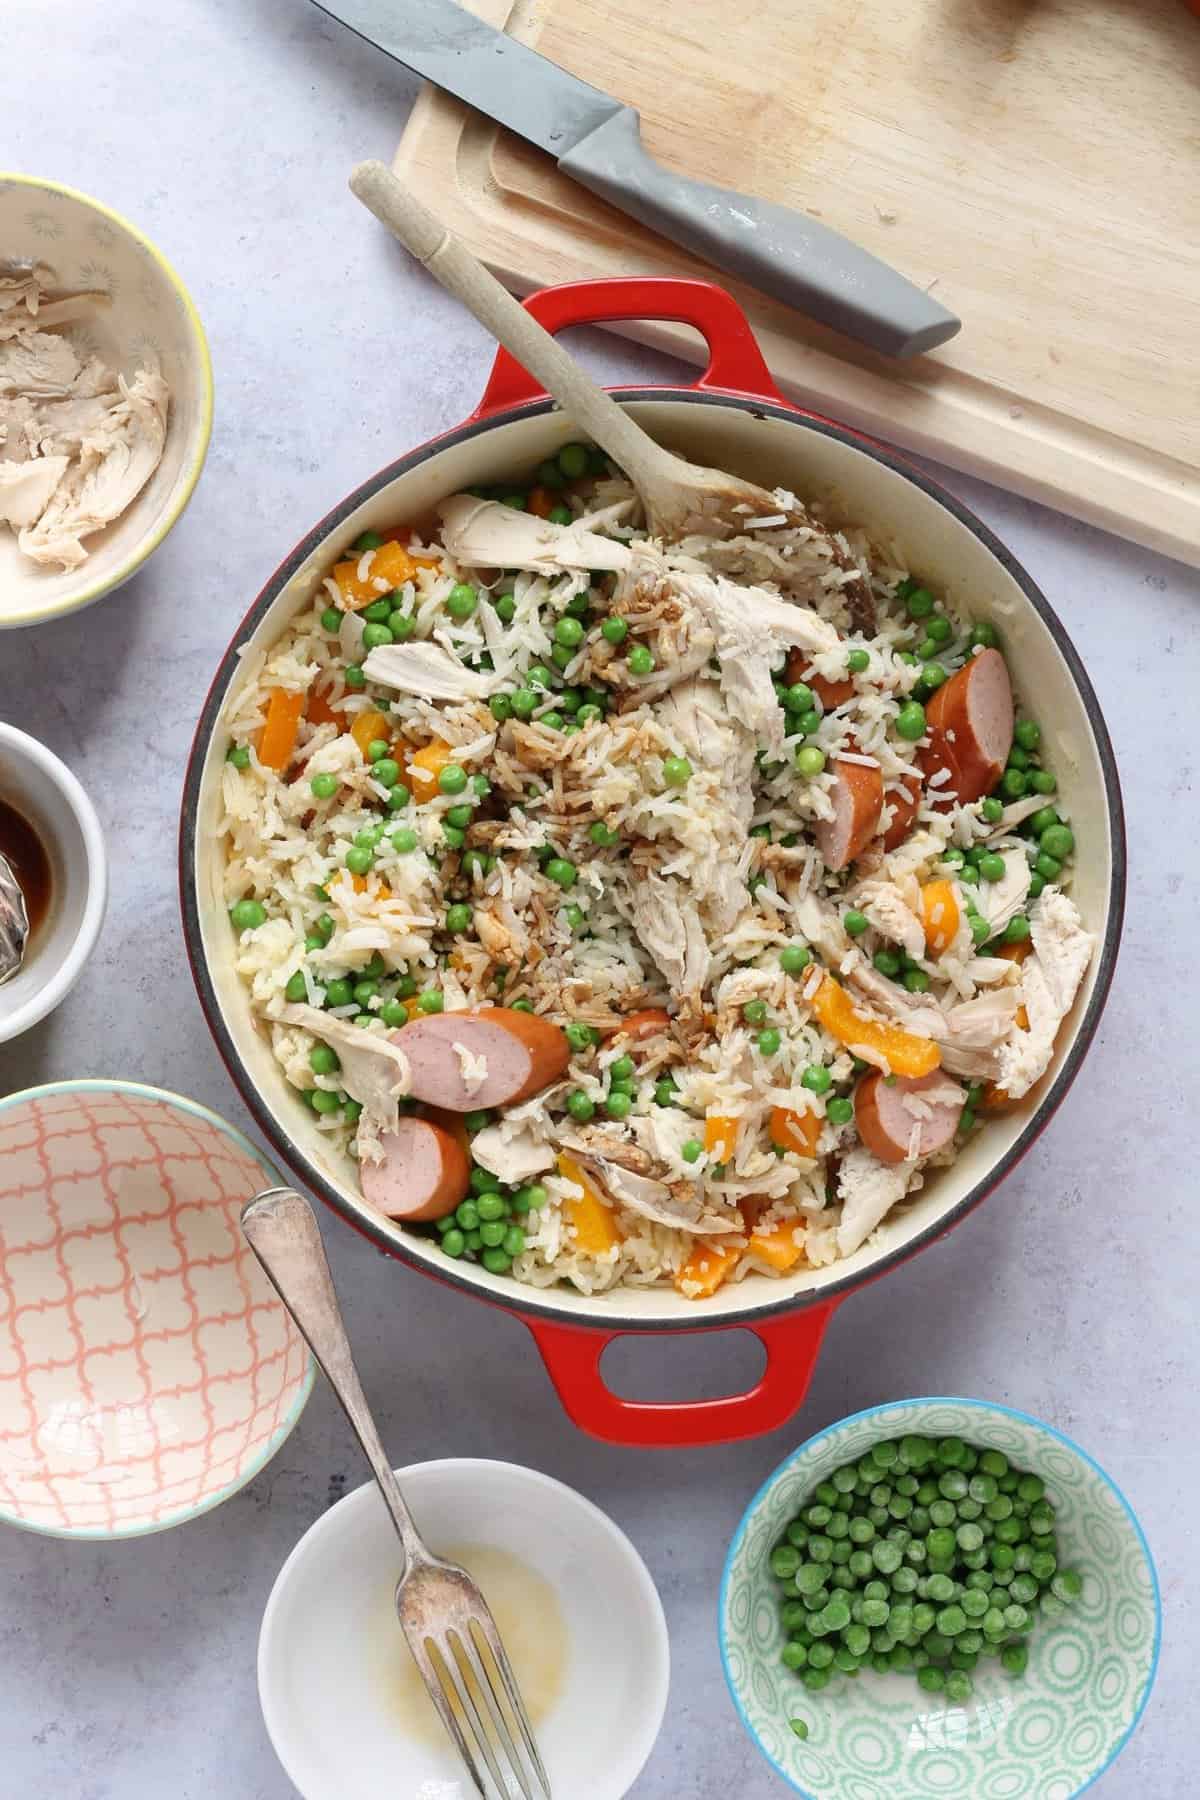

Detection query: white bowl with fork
xmin=257 ymin=1455 xmax=670 ymax=1799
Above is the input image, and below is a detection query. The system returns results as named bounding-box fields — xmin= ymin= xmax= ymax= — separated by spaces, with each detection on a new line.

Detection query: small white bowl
xmin=0 ymin=722 xmax=107 ymax=1043
xmin=258 ymin=1459 xmax=670 ymax=1799
xmin=0 ymin=173 xmax=213 ymax=628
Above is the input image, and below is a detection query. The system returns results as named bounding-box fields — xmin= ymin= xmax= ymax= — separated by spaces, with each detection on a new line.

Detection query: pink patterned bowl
xmin=0 ymin=1081 xmax=313 ymax=1538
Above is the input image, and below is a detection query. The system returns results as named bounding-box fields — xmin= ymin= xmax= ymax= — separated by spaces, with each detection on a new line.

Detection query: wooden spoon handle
xmin=349 ymin=161 xmax=665 ymax=490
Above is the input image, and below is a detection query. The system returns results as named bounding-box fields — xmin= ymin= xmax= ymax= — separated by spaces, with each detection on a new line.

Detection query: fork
xmin=241 ymin=1187 xmax=552 ymax=1800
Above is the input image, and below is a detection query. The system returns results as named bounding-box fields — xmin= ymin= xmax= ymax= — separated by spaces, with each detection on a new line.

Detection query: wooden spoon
xmin=349 ymin=160 xmax=786 ymax=541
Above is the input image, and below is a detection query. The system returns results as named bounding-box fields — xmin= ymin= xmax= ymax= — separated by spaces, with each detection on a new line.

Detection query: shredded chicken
xmin=437 ymin=494 xmax=633 ymax=574
xmin=363 ymin=640 xmax=499 ymax=700
xmin=469 ymin=1123 xmax=555 ymax=1183
xmin=976 ymin=852 xmax=1031 ymax=936
xmin=0 ymin=268 xmax=170 ymax=570
xmin=997 ymin=889 xmax=1093 ymax=1098
xmin=836 ymin=1145 xmax=918 ymax=1257
xmin=575 ymin=1153 xmax=742 ymax=1235
xmin=276 ymin=1004 xmax=410 ymax=1161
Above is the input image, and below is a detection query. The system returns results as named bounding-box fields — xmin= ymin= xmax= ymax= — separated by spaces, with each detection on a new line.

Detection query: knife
xmin=311 ymin=0 xmax=961 ymax=358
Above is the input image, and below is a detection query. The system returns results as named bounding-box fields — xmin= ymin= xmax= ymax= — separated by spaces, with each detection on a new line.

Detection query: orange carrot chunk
xmin=704 ymin=1114 xmax=739 ymax=1164
xmin=921 ymin=879 xmax=960 ymax=957
xmin=769 ymin=1105 xmax=821 ymax=1157
xmin=258 ymin=689 xmax=305 ymax=772
xmin=674 ymin=1240 xmax=740 ymax=1298
xmin=811 ymin=975 xmax=941 ymax=1077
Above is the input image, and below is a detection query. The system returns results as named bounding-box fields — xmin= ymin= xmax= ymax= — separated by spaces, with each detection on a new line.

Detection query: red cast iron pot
xmin=180 ymin=278 xmax=1124 ymax=1449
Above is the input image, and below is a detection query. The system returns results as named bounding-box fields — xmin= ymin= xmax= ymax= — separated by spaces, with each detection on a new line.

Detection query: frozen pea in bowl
xmin=719 ymin=1398 xmax=1159 ymax=1800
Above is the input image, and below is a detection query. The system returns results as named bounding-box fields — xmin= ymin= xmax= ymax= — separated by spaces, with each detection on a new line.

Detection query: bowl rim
xmin=0 ymin=171 xmax=215 ymax=630
xmin=717 ymin=1394 xmax=1162 ymax=1800
xmin=0 ymin=1076 xmax=315 ymax=1540
xmin=256 ymin=1455 xmax=672 ymax=1800
xmin=0 ymin=721 xmax=109 ymax=1043
xmin=179 ymin=385 xmax=1127 ymax=1331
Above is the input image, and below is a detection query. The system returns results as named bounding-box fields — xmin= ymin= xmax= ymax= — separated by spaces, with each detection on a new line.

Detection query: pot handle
xmin=522 ymin=1301 xmax=839 ymax=1448
xmin=471 ymin=277 xmax=784 ymax=420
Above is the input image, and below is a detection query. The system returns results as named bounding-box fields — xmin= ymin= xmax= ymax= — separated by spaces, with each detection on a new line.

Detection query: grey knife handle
xmin=559 ymin=107 xmax=959 ymax=359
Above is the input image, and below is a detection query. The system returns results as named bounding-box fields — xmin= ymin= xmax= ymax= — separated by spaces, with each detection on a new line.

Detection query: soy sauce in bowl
xmin=0 ymin=795 xmax=52 ymax=939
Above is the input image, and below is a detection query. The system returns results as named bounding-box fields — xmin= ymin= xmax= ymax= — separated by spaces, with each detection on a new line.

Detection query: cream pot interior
xmin=183 ymin=393 xmax=1123 ymax=1328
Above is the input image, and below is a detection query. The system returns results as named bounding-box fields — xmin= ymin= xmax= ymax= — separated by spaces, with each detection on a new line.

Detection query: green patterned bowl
xmin=719 ymin=1398 xmax=1159 ymax=1800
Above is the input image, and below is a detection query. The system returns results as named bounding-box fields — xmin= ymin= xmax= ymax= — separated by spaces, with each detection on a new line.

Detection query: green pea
xmin=681 ymin=1139 xmax=703 ymax=1164
xmin=418 ymin=989 xmax=444 ymax=1013
xmin=565 ymin=903 xmax=587 ymax=931
xmin=361 ymin=622 xmax=393 ymax=651
xmin=903 ymin=968 xmax=931 ymax=993
xmin=441 ymin=1228 xmax=466 ymax=1258
xmin=978 ymin=852 xmax=1007 ymax=883
xmin=969 ymin=621 xmax=999 ymax=648
xmin=231 ymin=898 xmax=266 ymax=931
xmin=847 ymin=649 xmax=870 ymax=673
xmin=577 ymin=704 xmax=603 ymax=726
xmin=226 ymin=744 xmax=251 ymax=769
xmin=391 ymin=827 xmax=418 ymax=853
xmin=742 ymin=999 xmax=768 ymax=1026
xmin=438 ymin=764 xmax=468 ymax=795
xmin=605 ymin=1090 xmax=632 ymax=1120
xmin=1001 ymin=768 xmax=1028 ymax=798
xmin=502 ymin=1224 xmax=526 ymax=1257
xmin=480 ymin=1247 xmax=512 ymax=1274
xmin=566 ymin=1089 xmax=594 ymax=1122
xmin=980 ymin=796 xmax=1004 ymax=822
xmin=320 ymin=606 xmax=342 ymax=633
xmin=896 ymin=701 xmax=927 ymax=741
xmin=757 ymin=1028 xmax=781 ymax=1056
xmin=589 ymin=821 xmax=619 ymax=846
xmin=663 ymin=756 xmax=692 ymax=787
xmin=445 ymin=804 xmax=473 ymax=830
xmin=446 ymin=582 xmax=478 ymax=620
xmin=906 ymin=588 xmax=935 ymax=619
xmin=920 ymin=662 xmax=948 ymax=690
xmin=553 ymin=614 xmax=584 ymax=649
xmin=386 ymin=784 xmax=411 ymax=812
xmin=512 ymin=1184 xmax=547 ymax=1212
xmin=654 ymin=1079 xmax=678 ymax=1107
xmin=345 ymin=846 xmax=373 ymax=876
xmin=387 ymin=609 xmax=415 ymax=640
xmin=801 ymin=1064 xmax=832 ymax=1094
xmin=1001 ymin=916 xmax=1031 ymax=944
xmin=535 ymin=459 xmax=565 ymax=489
xmin=1040 ymin=823 xmax=1074 ymax=860
xmin=601 ymin=616 xmax=628 ymax=645
xmin=795 ymin=746 xmax=826 ymax=776
xmin=565 ymin=1022 xmax=596 ymax=1053
xmin=344 ymin=665 xmax=366 ymax=690
xmin=373 ymin=759 xmax=401 ymax=789
xmin=539 ymin=711 xmax=565 ymax=732
xmin=1035 ymin=852 xmax=1062 ymax=881
xmin=557 ymin=443 xmax=590 ymax=479
xmin=445 ymin=903 xmax=472 ymax=933
xmin=627 ymin=645 xmax=655 ymax=676
xmin=1030 ymin=769 xmax=1057 ymax=795
xmin=826 ymin=1096 xmax=853 ymax=1125
xmin=543 ymin=858 xmax=576 ymax=889
xmin=1008 ymin=745 xmax=1030 ymax=771
xmin=780 ymin=943 xmax=811 ymax=974
xmin=925 ymin=615 xmax=953 ymax=644
xmin=843 ymin=909 xmax=869 ymax=937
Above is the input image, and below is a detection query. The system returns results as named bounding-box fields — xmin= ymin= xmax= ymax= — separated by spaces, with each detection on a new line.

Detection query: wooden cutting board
xmin=394 ymin=0 xmax=1200 ymax=566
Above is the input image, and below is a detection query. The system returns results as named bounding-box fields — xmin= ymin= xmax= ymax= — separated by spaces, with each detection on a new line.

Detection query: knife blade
xmin=312 ymin=0 xmax=960 ymax=357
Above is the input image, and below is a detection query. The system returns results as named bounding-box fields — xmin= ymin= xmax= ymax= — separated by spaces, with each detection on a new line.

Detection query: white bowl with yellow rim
xmin=0 ymin=173 xmax=213 ymax=628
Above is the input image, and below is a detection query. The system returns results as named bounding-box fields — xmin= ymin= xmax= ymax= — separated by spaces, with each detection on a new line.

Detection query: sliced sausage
xmin=784 ymin=649 xmax=855 ymax=712
xmin=922 ymin=648 xmax=1013 ymax=806
xmin=854 ymin=1069 xmax=966 ymax=1165
xmin=813 ymin=755 xmax=884 ymax=871
xmin=360 ymin=1114 xmax=470 ymax=1221
xmin=393 ymin=1006 xmax=570 ymax=1111
xmin=880 ymin=773 xmax=923 ymax=851
xmin=613 ymin=1007 xmax=672 ymax=1042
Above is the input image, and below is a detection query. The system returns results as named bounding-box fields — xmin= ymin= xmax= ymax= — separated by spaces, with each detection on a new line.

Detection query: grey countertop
xmin=1 ymin=2 xmax=1196 ymax=1794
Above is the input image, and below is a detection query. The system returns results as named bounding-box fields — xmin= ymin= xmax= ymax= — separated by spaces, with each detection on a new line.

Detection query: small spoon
xmin=0 ymin=851 xmax=29 ymax=986
xmin=349 ymin=161 xmax=787 ymax=542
